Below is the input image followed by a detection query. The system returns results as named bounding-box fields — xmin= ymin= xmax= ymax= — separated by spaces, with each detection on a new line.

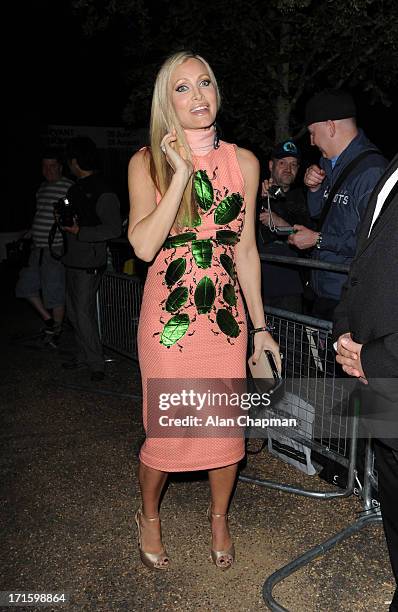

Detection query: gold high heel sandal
xmin=207 ymin=506 xmax=235 ymax=570
xmin=134 ymin=508 xmax=170 ymax=570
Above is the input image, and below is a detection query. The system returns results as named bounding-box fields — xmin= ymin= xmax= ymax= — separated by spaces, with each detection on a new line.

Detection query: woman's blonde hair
xmin=149 ymin=51 xmax=221 ymax=230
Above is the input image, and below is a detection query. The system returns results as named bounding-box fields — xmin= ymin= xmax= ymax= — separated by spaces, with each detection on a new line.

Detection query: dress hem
xmin=139 ymin=450 xmax=246 ymax=473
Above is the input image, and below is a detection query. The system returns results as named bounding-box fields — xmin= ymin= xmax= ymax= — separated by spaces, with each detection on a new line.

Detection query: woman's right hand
xmin=161 ymin=131 xmax=193 ymax=180
xmin=251 ymin=331 xmax=282 ymax=375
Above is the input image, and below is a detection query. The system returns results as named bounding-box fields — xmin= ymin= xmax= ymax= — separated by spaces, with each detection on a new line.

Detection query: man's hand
xmin=304 ymin=164 xmax=325 ymax=192
xmin=61 ymin=218 xmax=80 ymax=235
xmin=336 ymin=333 xmax=367 ymax=383
xmin=288 ymin=225 xmax=318 ymax=249
xmin=261 ymin=178 xmax=273 ymax=197
xmin=259 ymin=210 xmax=289 ymax=227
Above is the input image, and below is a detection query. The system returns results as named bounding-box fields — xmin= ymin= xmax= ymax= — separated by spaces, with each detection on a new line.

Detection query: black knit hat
xmin=305 ymin=90 xmax=356 ymax=126
xmin=271 ymin=139 xmax=300 ymax=160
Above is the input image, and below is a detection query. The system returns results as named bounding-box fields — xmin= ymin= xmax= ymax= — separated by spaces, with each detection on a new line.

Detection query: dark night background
xmin=6 ymin=0 xmax=398 ymax=232
xmin=8 ymin=1 xmax=132 ymax=231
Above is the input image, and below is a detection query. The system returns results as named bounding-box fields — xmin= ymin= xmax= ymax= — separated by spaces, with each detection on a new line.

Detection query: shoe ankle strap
xmin=209 ymin=506 xmax=228 ymax=518
xmin=140 ymin=508 xmax=160 ymax=522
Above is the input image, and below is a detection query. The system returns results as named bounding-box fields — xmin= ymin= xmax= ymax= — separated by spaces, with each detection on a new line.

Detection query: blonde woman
xmin=128 ymin=51 xmax=280 ymax=571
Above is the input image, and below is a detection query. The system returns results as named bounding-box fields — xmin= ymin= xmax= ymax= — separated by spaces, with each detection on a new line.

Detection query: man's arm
xmin=334 ymin=268 xmax=398 ymax=384
xmin=307 ymin=185 xmax=326 ymax=219
xmin=332 ymin=281 xmax=351 ymax=342
xmin=361 ymin=334 xmax=398 ymax=379
xmin=333 ymin=282 xmax=366 ymax=380
xmin=289 ymin=162 xmax=325 ymax=248
xmin=78 ymin=193 xmax=122 ymax=242
xmin=335 ymin=333 xmax=398 ymax=390
xmin=291 ymin=165 xmax=387 ymax=253
xmin=305 ymin=162 xmax=327 ymax=218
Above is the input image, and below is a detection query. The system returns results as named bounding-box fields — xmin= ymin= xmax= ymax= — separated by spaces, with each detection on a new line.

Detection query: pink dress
xmin=137 ymin=140 xmax=247 ymax=471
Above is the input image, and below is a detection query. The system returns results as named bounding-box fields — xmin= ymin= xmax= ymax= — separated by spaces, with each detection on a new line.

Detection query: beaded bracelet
xmin=249 ymin=324 xmax=274 ymax=335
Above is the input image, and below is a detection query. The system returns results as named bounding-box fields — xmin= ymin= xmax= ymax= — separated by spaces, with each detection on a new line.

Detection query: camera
xmin=267 ymin=184 xmax=286 ymax=201
xmin=54 ymin=196 xmax=77 ymax=227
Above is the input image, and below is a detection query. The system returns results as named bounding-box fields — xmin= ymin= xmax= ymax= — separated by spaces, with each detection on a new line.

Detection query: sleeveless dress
xmin=137 ymin=140 xmax=248 ymax=471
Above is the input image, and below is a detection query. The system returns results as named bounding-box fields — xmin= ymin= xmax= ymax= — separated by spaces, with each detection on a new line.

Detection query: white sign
xmin=43 ymin=125 xmax=148 ymax=150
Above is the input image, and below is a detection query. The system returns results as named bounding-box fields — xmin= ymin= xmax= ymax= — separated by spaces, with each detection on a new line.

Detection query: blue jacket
xmin=308 ymin=129 xmax=387 ymax=301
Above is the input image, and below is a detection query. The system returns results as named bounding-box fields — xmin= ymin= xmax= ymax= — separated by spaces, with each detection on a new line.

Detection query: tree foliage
xmin=72 ymin=0 xmax=398 ymax=153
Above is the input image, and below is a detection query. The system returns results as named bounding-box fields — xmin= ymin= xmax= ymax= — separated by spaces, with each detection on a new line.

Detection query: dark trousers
xmin=374 ymin=440 xmax=398 ymax=611
xmin=65 ymin=268 xmax=104 ymax=372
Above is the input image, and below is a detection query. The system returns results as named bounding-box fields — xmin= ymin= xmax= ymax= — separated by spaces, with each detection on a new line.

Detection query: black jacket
xmin=62 ymin=174 xmax=121 ymax=269
xmin=258 ymin=186 xmax=310 ymax=246
xmin=257 ymin=187 xmax=311 ymax=297
xmin=333 ymin=154 xmax=398 ymax=449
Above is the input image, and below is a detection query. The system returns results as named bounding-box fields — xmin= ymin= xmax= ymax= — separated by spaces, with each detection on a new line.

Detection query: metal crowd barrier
xmin=97 ymin=272 xmax=143 ymax=360
xmin=240 ymin=306 xmax=382 ymax=611
xmin=107 ymin=238 xmax=135 ymax=274
xmin=96 ymin=255 xmax=382 ymax=611
xmin=243 ymin=306 xmax=356 ymax=497
xmin=242 ymin=253 xmax=382 ymax=611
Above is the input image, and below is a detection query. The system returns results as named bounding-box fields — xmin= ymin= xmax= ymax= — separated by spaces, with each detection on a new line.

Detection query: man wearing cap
xmin=258 ymin=139 xmax=311 ymax=313
xmin=288 ymin=90 xmax=387 ymax=320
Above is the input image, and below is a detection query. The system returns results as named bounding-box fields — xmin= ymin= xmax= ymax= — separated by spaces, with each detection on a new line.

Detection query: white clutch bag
xmin=248 ymin=350 xmax=282 ymax=396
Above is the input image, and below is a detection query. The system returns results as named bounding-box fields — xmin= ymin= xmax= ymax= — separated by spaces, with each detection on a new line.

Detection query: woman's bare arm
xmin=128 ymin=133 xmax=192 ymax=261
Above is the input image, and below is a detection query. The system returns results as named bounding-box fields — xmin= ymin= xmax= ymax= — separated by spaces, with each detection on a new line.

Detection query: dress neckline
xmin=184 ymin=126 xmax=215 ymax=157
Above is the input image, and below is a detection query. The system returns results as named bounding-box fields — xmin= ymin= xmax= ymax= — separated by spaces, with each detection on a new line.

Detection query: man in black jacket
xmin=61 ymin=136 xmax=121 ymax=381
xmin=258 ymin=139 xmax=311 ymax=313
xmin=334 ymin=155 xmax=398 ymax=611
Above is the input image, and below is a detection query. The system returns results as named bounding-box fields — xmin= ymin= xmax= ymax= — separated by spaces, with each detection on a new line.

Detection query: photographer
xmin=61 ymin=136 xmax=121 ymax=381
xmin=258 ymin=140 xmax=311 ymax=313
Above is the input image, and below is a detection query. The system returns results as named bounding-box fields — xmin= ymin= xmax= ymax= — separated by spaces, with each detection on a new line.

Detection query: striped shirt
xmin=31 ymin=177 xmax=74 ymax=247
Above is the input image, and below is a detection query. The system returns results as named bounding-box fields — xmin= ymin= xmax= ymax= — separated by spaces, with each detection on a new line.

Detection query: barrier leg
xmin=262 ymin=436 xmax=382 ymax=610
xmin=263 ymin=508 xmax=382 ymax=611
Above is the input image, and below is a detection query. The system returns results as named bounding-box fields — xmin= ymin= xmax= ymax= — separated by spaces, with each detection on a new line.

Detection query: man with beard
xmin=258 ymin=139 xmax=311 ymax=313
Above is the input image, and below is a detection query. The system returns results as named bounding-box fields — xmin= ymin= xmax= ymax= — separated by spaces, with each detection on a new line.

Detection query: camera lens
xmin=268 ymin=185 xmax=286 ymax=200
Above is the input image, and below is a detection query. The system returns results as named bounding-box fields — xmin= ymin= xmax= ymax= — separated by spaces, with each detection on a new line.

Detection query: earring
xmin=213 ymin=123 xmax=220 ymax=149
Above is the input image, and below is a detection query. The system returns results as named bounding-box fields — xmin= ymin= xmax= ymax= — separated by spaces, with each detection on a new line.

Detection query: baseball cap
xmin=305 ymin=89 xmax=356 ymax=126
xmin=271 ymin=139 xmax=300 ymax=160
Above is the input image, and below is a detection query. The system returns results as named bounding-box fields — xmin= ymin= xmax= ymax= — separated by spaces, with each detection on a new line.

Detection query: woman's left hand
xmin=250 ymin=331 xmax=282 ymax=373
